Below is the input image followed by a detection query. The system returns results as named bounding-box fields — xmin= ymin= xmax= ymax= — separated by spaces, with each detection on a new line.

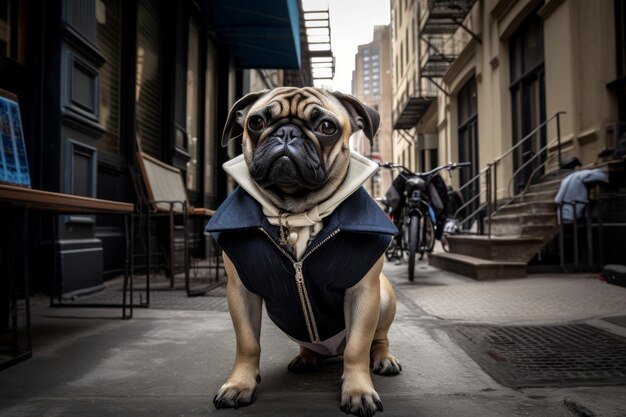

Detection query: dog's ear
xmin=221 ymin=90 xmax=268 ymax=147
xmin=332 ymin=91 xmax=380 ymax=146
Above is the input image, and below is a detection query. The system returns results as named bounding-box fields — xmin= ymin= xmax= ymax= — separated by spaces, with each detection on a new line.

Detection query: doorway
xmin=509 ymin=10 xmax=546 ymax=192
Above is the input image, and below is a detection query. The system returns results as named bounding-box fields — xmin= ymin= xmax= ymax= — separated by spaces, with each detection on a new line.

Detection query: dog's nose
xmin=274 ymin=124 xmax=302 ymax=144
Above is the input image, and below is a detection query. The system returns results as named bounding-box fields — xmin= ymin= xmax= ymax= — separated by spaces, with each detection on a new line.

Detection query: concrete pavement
xmin=0 ymin=256 xmax=625 ymax=416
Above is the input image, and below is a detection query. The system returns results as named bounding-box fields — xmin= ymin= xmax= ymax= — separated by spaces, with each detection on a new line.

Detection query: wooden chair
xmin=135 ymin=151 xmax=217 ymax=296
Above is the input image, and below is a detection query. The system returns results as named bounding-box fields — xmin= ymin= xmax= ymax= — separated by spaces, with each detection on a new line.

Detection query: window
xmin=185 ymin=18 xmax=200 ymax=191
xmin=136 ymin=0 xmax=162 ymax=158
xmin=509 ymin=10 xmax=545 ymax=191
xmin=96 ymin=0 xmax=122 ymax=154
xmin=457 ymin=77 xmax=479 ymax=219
xmin=0 ymin=0 xmax=25 ymax=64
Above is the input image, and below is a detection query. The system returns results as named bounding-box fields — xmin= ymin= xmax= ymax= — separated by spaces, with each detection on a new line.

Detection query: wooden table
xmin=0 ymin=184 xmax=135 ymax=371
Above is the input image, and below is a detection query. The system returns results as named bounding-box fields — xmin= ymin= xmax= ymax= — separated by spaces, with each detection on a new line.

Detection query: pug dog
xmin=206 ymin=87 xmax=401 ymax=417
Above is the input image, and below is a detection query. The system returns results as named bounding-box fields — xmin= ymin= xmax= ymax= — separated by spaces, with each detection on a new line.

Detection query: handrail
xmin=456 ymin=111 xmax=565 ymax=238
xmin=507 ymin=135 xmax=561 ymax=197
xmin=457 ymin=166 xmax=488 ymax=194
xmin=494 ymin=111 xmax=565 ymax=167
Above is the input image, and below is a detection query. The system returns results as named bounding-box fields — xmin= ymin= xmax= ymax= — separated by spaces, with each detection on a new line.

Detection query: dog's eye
xmin=248 ymin=116 xmax=265 ymax=131
xmin=316 ymin=121 xmax=337 ymax=136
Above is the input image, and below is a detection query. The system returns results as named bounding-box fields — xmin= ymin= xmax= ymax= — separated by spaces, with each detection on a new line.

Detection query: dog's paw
xmin=340 ymin=386 xmax=383 ymax=417
xmin=287 ymin=351 xmax=320 ymax=373
xmin=372 ymin=355 xmax=402 ymax=376
xmin=213 ymin=376 xmax=260 ymax=410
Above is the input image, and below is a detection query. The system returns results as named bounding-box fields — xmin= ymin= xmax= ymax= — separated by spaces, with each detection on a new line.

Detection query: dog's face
xmin=222 ymin=87 xmax=379 ymax=212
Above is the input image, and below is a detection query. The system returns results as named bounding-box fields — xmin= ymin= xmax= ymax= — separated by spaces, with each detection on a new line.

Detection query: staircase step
xmin=428 ymin=252 xmax=527 ymax=280
xmin=526 ymin=178 xmax=563 ymax=193
xmin=495 ymin=200 xmax=557 ymax=216
xmin=519 ymin=224 xmax=560 ymax=240
xmin=487 ymin=213 xmax=557 ymax=235
xmin=518 ymin=190 xmax=558 ymax=203
xmin=447 ymin=234 xmax=545 ymax=262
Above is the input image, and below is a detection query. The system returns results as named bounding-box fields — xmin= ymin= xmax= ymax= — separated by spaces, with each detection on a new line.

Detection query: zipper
xmin=259 ymin=227 xmax=341 ymax=343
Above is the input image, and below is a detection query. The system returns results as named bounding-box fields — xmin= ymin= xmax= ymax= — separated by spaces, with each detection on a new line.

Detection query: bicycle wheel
xmin=423 ymin=215 xmax=436 ymax=254
xmin=408 ymin=214 xmax=419 ymax=282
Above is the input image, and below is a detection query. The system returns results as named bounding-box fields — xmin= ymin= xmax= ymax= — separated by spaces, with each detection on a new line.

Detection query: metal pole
xmin=146 ymin=208 xmax=151 ymax=305
xmin=556 ymin=113 xmax=562 ymax=168
xmin=493 ymin=162 xmax=498 ymax=211
xmin=486 ymin=164 xmax=492 ymax=238
xmin=184 ymin=203 xmax=190 ymax=296
xmin=169 ymin=205 xmax=175 ymax=288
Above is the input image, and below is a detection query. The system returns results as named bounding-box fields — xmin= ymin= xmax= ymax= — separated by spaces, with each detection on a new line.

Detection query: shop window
xmin=135 ymin=0 xmax=162 ymax=159
xmin=0 ymin=0 xmax=25 ymax=64
xmin=96 ymin=0 xmax=121 ymax=154
xmin=185 ymin=18 xmax=200 ymax=191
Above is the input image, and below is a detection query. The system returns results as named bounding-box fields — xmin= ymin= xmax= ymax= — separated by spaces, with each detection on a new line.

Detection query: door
xmin=458 ymin=77 xmax=479 ymax=219
xmin=510 ymin=11 xmax=546 ymax=192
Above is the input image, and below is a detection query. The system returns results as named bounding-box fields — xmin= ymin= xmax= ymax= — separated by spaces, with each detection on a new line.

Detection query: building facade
xmin=392 ymin=0 xmax=624 ymax=207
xmin=0 ymin=0 xmax=320 ymax=296
xmin=352 ymin=25 xmax=393 ymax=199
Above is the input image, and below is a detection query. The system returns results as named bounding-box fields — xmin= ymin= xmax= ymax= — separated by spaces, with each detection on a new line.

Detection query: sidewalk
xmin=0 ymin=258 xmax=625 ymax=416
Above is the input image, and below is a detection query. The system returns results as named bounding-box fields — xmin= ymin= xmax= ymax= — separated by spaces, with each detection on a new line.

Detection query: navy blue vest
xmin=206 ymin=186 xmax=397 ymax=343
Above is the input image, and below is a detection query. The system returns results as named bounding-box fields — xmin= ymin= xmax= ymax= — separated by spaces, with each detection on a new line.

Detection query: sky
xmin=303 ymin=0 xmax=391 ymax=93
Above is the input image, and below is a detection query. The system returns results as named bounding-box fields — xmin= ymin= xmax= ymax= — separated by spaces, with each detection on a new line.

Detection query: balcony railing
xmin=422 ymin=0 xmax=477 ymax=35
xmin=455 ymin=112 xmax=566 ymax=237
xmin=420 ymin=35 xmax=464 ymax=79
xmin=393 ymin=79 xmax=438 ymax=130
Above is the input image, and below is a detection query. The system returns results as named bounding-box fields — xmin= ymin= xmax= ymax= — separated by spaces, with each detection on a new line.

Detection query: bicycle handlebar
xmin=378 ymin=161 xmax=471 ymax=177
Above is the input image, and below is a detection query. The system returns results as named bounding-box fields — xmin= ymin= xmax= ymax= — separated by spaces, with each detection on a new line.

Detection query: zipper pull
xmin=294 ymin=261 xmax=304 ymax=283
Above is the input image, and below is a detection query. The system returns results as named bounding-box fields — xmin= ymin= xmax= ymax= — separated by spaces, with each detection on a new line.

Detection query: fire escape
xmin=304 ymin=9 xmax=335 ymax=83
xmin=420 ymin=0 xmax=479 ymax=94
xmin=284 ymin=7 xmax=335 ymax=87
xmin=394 ymin=0 xmax=478 ymax=130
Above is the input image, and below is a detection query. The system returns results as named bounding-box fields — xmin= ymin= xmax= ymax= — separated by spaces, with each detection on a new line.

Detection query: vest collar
xmin=207 ymin=186 xmax=397 ymax=238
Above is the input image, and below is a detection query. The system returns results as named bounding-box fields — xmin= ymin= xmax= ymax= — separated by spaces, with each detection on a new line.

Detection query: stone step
xmin=526 ymin=178 xmax=563 ymax=194
xmin=517 ymin=190 xmax=558 ymax=203
xmin=447 ymin=234 xmax=545 ymax=262
xmin=518 ymin=224 xmax=560 ymax=240
xmin=487 ymin=213 xmax=557 ymax=235
xmin=428 ymin=252 xmax=527 ymax=280
xmin=495 ymin=200 xmax=557 ymax=217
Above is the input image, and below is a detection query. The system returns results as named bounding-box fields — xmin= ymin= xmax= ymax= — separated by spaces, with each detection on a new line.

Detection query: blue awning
xmin=208 ymin=0 xmax=302 ymax=69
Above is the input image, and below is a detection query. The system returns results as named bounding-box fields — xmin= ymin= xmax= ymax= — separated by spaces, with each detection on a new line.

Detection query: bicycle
xmin=379 ymin=161 xmax=470 ymax=281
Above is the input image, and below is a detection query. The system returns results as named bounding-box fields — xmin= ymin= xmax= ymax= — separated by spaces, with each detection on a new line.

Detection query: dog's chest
xmin=219 ymin=226 xmax=390 ymax=343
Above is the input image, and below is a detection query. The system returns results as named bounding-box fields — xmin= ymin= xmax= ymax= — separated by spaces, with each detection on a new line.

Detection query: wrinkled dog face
xmin=222 ymin=87 xmax=379 ymax=213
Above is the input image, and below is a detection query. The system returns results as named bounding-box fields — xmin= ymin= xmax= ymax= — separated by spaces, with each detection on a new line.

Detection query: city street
xmin=1 ymin=257 xmax=625 ymax=417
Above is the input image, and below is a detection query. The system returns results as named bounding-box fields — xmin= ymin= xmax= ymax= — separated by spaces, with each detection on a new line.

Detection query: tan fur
xmin=241 ymin=87 xmax=354 ymax=214
xmin=216 ymin=253 xmax=400 ymax=414
xmin=215 ymin=88 xmax=397 ymax=416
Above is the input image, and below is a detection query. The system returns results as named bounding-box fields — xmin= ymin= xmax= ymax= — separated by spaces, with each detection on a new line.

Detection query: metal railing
xmin=454 ymin=111 xmax=565 ymax=237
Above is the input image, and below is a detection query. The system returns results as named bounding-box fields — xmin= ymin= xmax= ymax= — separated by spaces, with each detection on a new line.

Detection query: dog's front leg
xmin=341 ymin=255 xmax=384 ymax=417
xmin=214 ymin=253 xmax=263 ymax=409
